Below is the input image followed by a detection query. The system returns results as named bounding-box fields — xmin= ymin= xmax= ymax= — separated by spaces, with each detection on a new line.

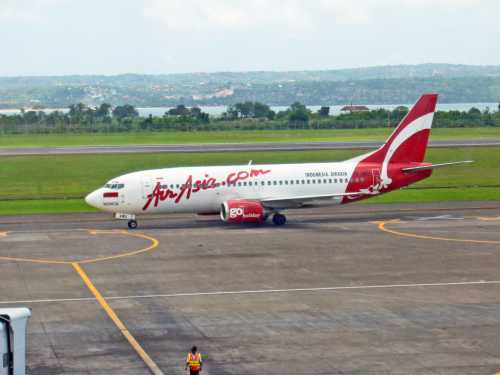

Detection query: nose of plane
xmin=85 ymin=190 xmax=101 ymax=208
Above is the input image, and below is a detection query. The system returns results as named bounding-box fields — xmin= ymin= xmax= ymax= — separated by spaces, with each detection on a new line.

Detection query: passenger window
xmin=238 ymin=182 xmax=242 ymax=186
xmin=248 ymin=181 xmax=252 ymax=186
xmin=285 ymin=180 xmax=288 ymax=185
xmin=268 ymin=181 xmax=272 ymax=185
xmin=307 ymin=180 xmax=310 ymax=184
xmin=301 ymin=180 xmax=305 ymax=184
xmin=273 ymin=181 xmax=277 ymax=185
xmin=312 ymin=180 xmax=316 ymax=184
xmin=262 ymin=181 xmax=265 ymax=186
xmin=243 ymin=182 xmax=247 ymax=186
xmin=290 ymin=180 xmax=294 ymax=185
xmin=296 ymin=180 xmax=300 ymax=184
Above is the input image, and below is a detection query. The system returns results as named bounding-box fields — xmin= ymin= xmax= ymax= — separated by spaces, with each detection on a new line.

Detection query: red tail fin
xmin=342 ymin=94 xmax=438 ymax=203
xmin=365 ymin=93 xmax=438 ymax=164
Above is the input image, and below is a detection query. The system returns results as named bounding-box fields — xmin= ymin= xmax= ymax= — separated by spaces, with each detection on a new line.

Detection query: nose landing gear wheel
xmin=272 ymin=213 xmax=287 ymax=226
xmin=128 ymin=219 xmax=138 ymax=229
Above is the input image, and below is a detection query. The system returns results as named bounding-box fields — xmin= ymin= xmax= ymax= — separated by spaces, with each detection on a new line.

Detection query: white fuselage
xmin=84 ymin=94 xmax=442 ymax=225
xmin=86 ymin=161 xmax=360 ymax=215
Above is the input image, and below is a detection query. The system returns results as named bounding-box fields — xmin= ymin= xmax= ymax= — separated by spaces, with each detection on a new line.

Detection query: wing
xmin=260 ymin=192 xmax=368 ymax=209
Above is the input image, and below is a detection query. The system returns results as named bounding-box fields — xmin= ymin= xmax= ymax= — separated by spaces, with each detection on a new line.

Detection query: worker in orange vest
xmin=185 ymin=345 xmax=203 ymax=374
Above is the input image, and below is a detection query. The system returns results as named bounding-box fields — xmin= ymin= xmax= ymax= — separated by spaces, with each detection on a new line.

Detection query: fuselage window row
xmin=159 ymin=177 xmax=350 ymax=190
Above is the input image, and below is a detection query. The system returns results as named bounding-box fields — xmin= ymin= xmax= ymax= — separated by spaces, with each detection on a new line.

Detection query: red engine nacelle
xmin=220 ymin=200 xmax=265 ymax=224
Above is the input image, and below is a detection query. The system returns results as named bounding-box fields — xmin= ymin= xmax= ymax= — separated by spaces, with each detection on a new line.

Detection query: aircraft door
xmin=371 ymin=169 xmax=382 ymax=190
xmin=119 ymin=187 xmax=126 ymax=204
xmin=142 ymin=179 xmax=153 ymax=200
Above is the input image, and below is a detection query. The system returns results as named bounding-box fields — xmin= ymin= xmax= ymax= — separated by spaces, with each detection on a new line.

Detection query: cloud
xmin=1 ymin=0 xmax=498 ymax=75
xmin=143 ymin=0 xmax=489 ymax=33
xmin=143 ymin=0 xmax=374 ymax=35
xmin=0 ymin=0 xmax=68 ymax=20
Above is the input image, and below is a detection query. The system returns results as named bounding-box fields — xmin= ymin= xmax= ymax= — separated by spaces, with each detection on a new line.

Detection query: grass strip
xmin=1 ymin=127 xmax=500 ymax=148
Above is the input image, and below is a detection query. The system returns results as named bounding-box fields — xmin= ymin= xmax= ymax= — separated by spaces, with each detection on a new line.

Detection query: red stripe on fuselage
xmin=103 ymin=192 xmax=118 ymax=198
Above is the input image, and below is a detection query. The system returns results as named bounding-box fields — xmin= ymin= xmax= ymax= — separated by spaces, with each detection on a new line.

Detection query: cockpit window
xmin=104 ymin=183 xmax=125 ymax=189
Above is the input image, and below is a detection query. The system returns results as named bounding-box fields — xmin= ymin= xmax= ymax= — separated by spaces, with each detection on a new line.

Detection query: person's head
xmin=191 ymin=346 xmax=197 ymax=353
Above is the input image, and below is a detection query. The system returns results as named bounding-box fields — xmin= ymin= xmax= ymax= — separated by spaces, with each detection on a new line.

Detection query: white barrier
xmin=0 ymin=308 xmax=31 ymax=375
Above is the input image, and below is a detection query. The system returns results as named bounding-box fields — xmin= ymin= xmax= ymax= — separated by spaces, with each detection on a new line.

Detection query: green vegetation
xmin=0 ymin=199 xmax=93 ymax=215
xmin=1 ymin=100 xmax=499 ymax=135
xmin=1 ymin=127 xmax=500 ymax=148
xmin=361 ymin=187 xmax=500 ymax=204
xmin=2 ymin=64 xmax=500 ymax=108
xmin=0 ymin=147 xmax=498 ymax=215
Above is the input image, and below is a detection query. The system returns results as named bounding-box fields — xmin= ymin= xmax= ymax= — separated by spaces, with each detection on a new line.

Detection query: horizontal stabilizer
xmin=402 ymin=160 xmax=473 ymax=173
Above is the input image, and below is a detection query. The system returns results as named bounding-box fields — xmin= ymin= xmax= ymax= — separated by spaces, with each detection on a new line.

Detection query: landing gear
xmin=127 ymin=219 xmax=138 ymax=229
xmin=272 ymin=213 xmax=287 ymax=226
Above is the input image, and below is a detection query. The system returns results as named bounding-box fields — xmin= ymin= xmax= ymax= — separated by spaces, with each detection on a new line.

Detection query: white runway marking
xmin=1 ymin=280 xmax=500 ymax=305
xmin=416 ymin=214 xmax=464 ymax=221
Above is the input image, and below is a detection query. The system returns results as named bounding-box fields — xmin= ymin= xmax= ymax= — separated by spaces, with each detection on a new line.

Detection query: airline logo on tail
xmin=344 ymin=94 xmax=438 ymax=200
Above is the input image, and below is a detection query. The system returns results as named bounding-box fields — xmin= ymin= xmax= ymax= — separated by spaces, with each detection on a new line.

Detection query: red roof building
xmin=340 ymin=105 xmax=369 ymax=113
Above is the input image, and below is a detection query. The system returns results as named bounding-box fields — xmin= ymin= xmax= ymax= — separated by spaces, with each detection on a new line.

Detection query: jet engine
xmin=220 ymin=200 xmax=265 ymax=224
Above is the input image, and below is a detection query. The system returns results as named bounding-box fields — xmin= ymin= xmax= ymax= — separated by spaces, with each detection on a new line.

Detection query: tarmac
xmin=1 ymin=201 xmax=500 ymax=374
xmin=2 ymin=139 xmax=500 ymax=156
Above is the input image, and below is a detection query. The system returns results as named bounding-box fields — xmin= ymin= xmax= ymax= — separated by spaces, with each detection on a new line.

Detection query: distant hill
xmin=1 ymin=64 xmax=500 ymax=108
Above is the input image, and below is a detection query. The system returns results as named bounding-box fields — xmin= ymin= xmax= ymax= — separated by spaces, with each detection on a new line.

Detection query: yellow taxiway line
xmin=374 ymin=219 xmax=500 ymax=245
xmin=0 ymin=229 xmax=163 ymax=374
xmin=477 ymin=216 xmax=500 ymax=221
xmin=79 ymin=230 xmax=159 ymax=264
xmin=0 ymin=229 xmax=159 ymax=265
xmin=72 ymin=262 xmax=164 ymax=375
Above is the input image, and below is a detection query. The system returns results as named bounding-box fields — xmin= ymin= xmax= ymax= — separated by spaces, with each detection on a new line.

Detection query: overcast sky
xmin=0 ymin=0 xmax=498 ymax=76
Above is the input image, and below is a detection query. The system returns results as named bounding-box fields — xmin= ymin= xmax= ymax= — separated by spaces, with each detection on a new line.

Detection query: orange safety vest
xmin=187 ymin=352 xmax=202 ymax=371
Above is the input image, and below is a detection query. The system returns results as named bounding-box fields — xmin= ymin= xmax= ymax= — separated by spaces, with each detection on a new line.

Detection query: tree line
xmin=0 ymin=101 xmax=499 ymax=134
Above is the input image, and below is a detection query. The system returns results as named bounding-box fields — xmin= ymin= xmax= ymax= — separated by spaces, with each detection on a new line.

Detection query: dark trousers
xmin=189 ymin=370 xmax=200 ymax=375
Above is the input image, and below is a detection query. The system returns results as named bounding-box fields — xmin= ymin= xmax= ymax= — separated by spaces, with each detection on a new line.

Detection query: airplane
xmin=85 ymin=93 xmax=472 ymax=229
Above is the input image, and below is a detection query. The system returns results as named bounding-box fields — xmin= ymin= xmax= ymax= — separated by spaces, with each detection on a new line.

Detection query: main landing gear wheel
xmin=127 ymin=219 xmax=138 ymax=229
xmin=272 ymin=213 xmax=287 ymax=226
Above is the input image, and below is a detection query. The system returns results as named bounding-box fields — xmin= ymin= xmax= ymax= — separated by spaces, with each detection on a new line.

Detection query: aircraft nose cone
xmin=85 ymin=190 xmax=100 ymax=208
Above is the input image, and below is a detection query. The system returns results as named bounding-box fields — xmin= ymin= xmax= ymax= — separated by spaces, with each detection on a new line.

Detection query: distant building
xmin=340 ymin=105 xmax=369 ymax=113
